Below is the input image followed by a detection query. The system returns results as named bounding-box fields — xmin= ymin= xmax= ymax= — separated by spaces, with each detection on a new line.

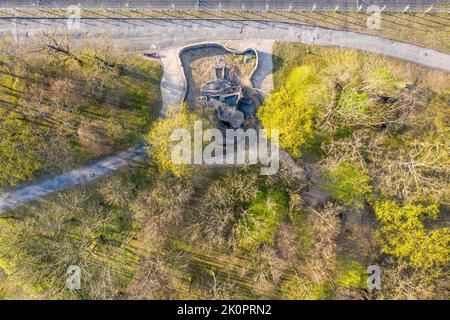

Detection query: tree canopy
xmin=0 ymin=111 xmax=43 ymax=186
xmin=374 ymin=200 xmax=450 ymax=275
xmin=257 ymin=65 xmax=323 ymax=157
xmin=146 ymin=103 xmax=210 ymax=177
xmin=320 ymin=161 xmax=372 ymax=208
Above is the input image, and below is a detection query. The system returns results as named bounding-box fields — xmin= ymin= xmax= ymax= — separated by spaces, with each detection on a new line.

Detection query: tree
xmin=377 ymin=261 xmax=448 ymax=299
xmin=280 ymin=272 xmax=333 ymax=300
xmin=302 ymin=203 xmax=340 ymax=283
xmin=257 ymin=66 xmax=323 ymax=158
xmin=39 ymin=34 xmax=84 ymax=66
xmin=374 ymin=200 xmax=450 ymax=275
xmin=130 ymin=175 xmax=194 ymax=242
xmin=146 ymin=104 xmax=209 ymax=177
xmin=373 ymin=135 xmax=450 ymax=205
xmin=235 ymin=189 xmax=288 ymax=250
xmin=319 ymin=161 xmax=372 ymax=208
xmin=0 ymin=111 xmax=42 ymax=186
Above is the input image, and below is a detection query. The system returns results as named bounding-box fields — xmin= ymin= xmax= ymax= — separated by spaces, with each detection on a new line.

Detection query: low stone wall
xmin=178 ymin=42 xmax=260 ymax=103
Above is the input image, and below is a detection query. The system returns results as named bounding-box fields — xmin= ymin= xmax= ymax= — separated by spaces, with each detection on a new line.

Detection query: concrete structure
xmin=182 ymin=44 xmax=258 ymax=128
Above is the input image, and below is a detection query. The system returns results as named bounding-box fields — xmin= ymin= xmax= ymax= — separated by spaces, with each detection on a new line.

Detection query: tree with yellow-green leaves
xmin=146 ymin=103 xmax=210 ymax=177
xmin=257 ymin=65 xmax=324 ymax=158
xmin=374 ymin=200 xmax=450 ymax=276
xmin=320 ymin=161 xmax=372 ymax=209
xmin=0 ymin=111 xmax=43 ymax=186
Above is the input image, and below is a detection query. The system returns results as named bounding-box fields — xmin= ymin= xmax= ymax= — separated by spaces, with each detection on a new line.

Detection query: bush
xmin=374 ymin=200 xmax=450 ymax=275
xmin=335 ymin=254 xmax=367 ymax=288
xmin=236 ymin=189 xmax=288 ymax=250
xmin=320 ymin=161 xmax=372 ymax=208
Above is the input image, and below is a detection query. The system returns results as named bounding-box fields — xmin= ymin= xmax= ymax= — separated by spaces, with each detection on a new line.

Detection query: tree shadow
xmin=271 ymin=54 xmax=283 ymax=74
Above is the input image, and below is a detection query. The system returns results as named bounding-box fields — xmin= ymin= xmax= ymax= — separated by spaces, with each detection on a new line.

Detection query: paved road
xmin=0 ymin=144 xmax=147 ymax=213
xmin=2 ymin=18 xmax=449 ymax=71
xmin=0 ymin=17 xmax=449 ymax=213
xmin=1 ymin=1 xmax=447 ymax=12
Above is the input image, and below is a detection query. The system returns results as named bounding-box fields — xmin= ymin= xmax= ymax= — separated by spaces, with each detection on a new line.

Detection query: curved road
xmin=0 ymin=18 xmax=449 ymax=213
xmin=2 ymin=18 xmax=449 ymax=71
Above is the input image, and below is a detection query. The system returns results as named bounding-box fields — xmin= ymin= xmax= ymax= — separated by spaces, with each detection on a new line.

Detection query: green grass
xmin=319 ymin=161 xmax=372 ymax=208
xmin=335 ymin=254 xmax=367 ymax=289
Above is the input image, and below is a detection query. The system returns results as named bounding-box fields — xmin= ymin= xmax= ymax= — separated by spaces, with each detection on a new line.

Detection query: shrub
xmin=320 ymin=161 xmax=372 ymax=208
xmin=280 ymin=273 xmax=333 ymax=300
xmin=236 ymin=189 xmax=288 ymax=250
xmin=374 ymin=200 xmax=450 ymax=275
xmin=335 ymin=254 xmax=367 ymax=288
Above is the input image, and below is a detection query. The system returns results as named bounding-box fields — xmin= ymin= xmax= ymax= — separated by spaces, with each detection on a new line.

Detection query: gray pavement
xmin=1 ymin=18 xmax=449 ymax=71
